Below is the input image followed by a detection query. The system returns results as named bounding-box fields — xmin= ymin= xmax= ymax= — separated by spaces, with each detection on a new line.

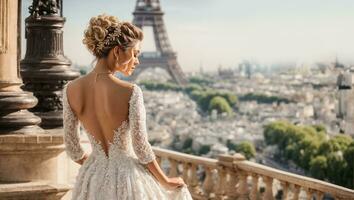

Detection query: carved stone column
xmin=0 ymin=0 xmax=43 ymax=135
xmin=20 ymin=0 xmax=80 ymax=128
xmin=0 ymin=1 xmax=70 ymax=199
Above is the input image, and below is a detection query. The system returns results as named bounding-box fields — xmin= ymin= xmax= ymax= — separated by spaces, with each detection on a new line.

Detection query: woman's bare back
xmin=65 ymin=72 xmax=134 ymax=155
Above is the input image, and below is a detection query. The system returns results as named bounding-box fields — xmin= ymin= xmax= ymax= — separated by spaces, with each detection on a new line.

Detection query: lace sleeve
xmin=129 ymin=84 xmax=156 ymax=164
xmin=62 ymin=82 xmax=86 ymax=162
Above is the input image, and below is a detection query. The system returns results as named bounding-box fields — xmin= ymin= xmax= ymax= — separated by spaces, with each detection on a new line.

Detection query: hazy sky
xmin=21 ymin=0 xmax=354 ymax=72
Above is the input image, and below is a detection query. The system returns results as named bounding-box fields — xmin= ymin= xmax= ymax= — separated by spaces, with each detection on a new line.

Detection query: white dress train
xmin=62 ymin=82 xmax=193 ymax=200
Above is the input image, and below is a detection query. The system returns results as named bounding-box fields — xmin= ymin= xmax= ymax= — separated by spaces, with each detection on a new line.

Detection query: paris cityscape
xmin=0 ymin=0 xmax=353 ymax=199
xmin=69 ymin=0 xmax=354 ymax=196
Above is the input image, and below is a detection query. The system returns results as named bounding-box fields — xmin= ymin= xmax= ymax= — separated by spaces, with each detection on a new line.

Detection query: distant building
xmin=336 ymin=70 xmax=354 ymax=136
xmin=337 ymin=71 xmax=351 ymax=119
xmin=337 ymin=71 xmax=352 ymax=90
xmin=217 ymin=66 xmax=234 ymax=79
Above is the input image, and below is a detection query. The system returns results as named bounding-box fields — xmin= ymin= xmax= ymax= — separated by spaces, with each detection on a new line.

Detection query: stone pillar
xmin=0 ymin=1 xmax=70 ymax=199
xmin=20 ymin=0 xmax=80 ymax=129
xmin=0 ymin=0 xmax=43 ymax=135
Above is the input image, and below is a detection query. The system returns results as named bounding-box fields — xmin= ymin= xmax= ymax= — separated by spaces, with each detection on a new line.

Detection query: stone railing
xmin=152 ymin=147 xmax=354 ymax=200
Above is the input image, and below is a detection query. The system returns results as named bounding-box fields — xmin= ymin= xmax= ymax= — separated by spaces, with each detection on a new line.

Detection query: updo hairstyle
xmin=82 ymin=14 xmax=143 ymax=58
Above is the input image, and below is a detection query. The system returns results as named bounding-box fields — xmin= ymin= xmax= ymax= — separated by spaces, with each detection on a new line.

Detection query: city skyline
xmin=21 ymin=0 xmax=354 ymax=72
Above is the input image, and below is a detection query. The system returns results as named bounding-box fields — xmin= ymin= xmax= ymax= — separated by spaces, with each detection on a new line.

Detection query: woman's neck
xmin=93 ymin=58 xmax=116 ymax=73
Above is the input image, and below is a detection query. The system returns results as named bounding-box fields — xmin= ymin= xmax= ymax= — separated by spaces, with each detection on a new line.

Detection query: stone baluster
xmin=226 ymin=169 xmax=238 ymax=199
xmin=189 ymin=163 xmax=200 ymax=195
xmin=202 ymin=166 xmax=214 ymax=198
xmin=280 ymin=181 xmax=289 ymax=200
xmin=250 ymin=174 xmax=259 ymax=200
xmin=305 ymin=188 xmax=313 ymax=200
xmin=262 ymin=176 xmax=274 ymax=200
xmin=237 ymin=171 xmax=249 ymax=200
xmin=168 ymin=158 xmax=178 ymax=177
xmin=316 ymin=191 xmax=324 ymax=200
xmin=229 ymin=153 xmax=248 ymax=200
xmin=150 ymin=149 xmax=354 ymax=200
xmin=215 ymin=166 xmax=227 ymax=199
xmin=182 ymin=162 xmax=190 ymax=184
xmin=292 ymin=184 xmax=300 ymax=200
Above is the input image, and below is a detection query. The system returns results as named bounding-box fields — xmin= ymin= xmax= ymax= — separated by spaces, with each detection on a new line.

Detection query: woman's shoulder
xmin=64 ymin=76 xmax=84 ymax=90
xmin=110 ymin=77 xmax=136 ymax=96
xmin=63 ymin=77 xmax=81 ymax=98
xmin=64 ymin=75 xmax=141 ymax=103
xmin=112 ymin=78 xmax=135 ymax=90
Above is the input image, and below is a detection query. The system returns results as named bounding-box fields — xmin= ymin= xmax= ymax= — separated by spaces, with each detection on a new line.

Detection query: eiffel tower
xmin=130 ymin=0 xmax=188 ymax=86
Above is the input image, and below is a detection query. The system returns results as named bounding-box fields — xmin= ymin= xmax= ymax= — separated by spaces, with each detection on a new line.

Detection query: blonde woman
xmin=62 ymin=14 xmax=193 ymax=199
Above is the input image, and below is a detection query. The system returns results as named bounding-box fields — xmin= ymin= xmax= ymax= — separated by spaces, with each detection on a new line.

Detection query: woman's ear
xmin=113 ymin=46 xmax=120 ymax=59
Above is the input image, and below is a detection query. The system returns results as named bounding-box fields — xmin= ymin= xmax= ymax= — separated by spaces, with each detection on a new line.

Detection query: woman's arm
xmin=146 ymin=160 xmax=185 ymax=189
xmin=75 ymin=153 xmax=89 ymax=165
xmin=146 ymin=160 xmax=169 ymax=183
xmin=129 ymin=84 xmax=185 ymax=189
xmin=62 ymin=82 xmax=86 ymax=163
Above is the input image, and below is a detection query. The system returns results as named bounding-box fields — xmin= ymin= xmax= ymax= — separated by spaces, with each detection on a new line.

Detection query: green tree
xmin=226 ymin=139 xmax=237 ymax=150
xmin=343 ymin=142 xmax=354 ymax=188
xmin=298 ymin=137 xmax=321 ymax=170
xmin=326 ymin=152 xmax=347 ymax=185
xmin=263 ymin=120 xmax=354 ymax=189
xmin=311 ymin=124 xmax=327 ymax=133
xmin=235 ymin=141 xmax=256 ymax=160
xmin=239 ymin=93 xmax=292 ymax=104
xmin=183 ymin=138 xmax=193 ymax=149
xmin=184 ymin=84 xmax=203 ymax=94
xmin=309 ymin=156 xmax=327 ymax=179
xmin=318 ymin=135 xmax=352 ymax=155
xmin=208 ymin=96 xmax=232 ymax=114
xmin=264 ymin=120 xmax=289 ymax=145
xmin=139 ymin=80 xmax=238 ymax=115
xmin=199 ymin=145 xmax=211 ymax=155
xmin=216 ymin=91 xmax=238 ymax=107
xmin=284 ymin=143 xmax=296 ymax=161
xmin=139 ymin=80 xmax=182 ymax=92
xmin=189 ymin=76 xmax=213 ymax=85
xmin=331 ymin=135 xmax=352 ymax=151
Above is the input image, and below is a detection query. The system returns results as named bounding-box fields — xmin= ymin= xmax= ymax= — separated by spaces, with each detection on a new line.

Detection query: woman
xmin=62 ymin=14 xmax=193 ymax=199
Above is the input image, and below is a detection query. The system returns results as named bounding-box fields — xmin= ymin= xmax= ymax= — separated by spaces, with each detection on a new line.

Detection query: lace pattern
xmin=62 ymin=81 xmax=86 ymax=162
xmin=63 ymin=82 xmax=192 ymax=199
xmin=129 ymin=84 xmax=156 ymax=164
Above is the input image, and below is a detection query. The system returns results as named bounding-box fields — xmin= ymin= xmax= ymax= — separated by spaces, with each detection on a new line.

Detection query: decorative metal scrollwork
xmin=29 ymin=0 xmax=62 ymax=18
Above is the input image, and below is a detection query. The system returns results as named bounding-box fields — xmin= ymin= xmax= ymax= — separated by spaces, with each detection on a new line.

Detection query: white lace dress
xmin=62 ymin=82 xmax=193 ymax=200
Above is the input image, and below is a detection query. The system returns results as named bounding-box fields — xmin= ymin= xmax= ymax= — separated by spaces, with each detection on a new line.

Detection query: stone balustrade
xmin=152 ymin=147 xmax=354 ymax=200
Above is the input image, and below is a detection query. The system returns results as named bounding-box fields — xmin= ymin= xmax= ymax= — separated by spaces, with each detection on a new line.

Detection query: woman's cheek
xmin=121 ymin=58 xmax=131 ymax=65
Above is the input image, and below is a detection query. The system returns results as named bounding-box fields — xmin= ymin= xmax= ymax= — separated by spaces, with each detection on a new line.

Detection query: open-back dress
xmin=62 ymin=80 xmax=193 ymax=200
